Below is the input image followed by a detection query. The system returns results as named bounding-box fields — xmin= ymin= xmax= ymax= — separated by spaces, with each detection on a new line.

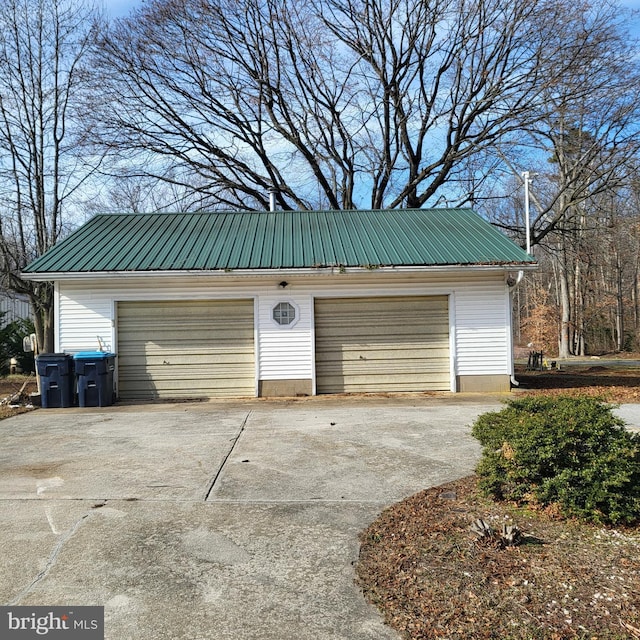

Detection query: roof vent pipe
xmin=268 ymin=188 xmax=277 ymax=212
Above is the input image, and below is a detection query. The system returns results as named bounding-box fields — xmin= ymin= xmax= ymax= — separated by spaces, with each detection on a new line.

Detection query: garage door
xmin=315 ymin=296 xmax=450 ymax=393
xmin=117 ymin=300 xmax=255 ymax=400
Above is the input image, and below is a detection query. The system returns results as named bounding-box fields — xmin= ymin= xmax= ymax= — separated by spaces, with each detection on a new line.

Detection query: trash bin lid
xmin=73 ymin=351 xmax=116 ymax=359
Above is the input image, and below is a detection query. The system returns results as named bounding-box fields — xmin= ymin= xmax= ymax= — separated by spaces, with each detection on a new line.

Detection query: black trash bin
xmin=74 ymin=351 xmax=116 ymax=407
xmin=36 ymin=353 xmax=75 ymax=408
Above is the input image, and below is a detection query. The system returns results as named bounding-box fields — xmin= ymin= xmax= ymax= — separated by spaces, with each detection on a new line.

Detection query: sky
xmin=100 ymin=0 xmax=143 ymax=18
xmin=101 ymin=0 xmax=640 ymax=28
xmin=100 ymin=0 xmax=640 ymax=37
xmin=619 ymin=0 xmax=640 ymax=34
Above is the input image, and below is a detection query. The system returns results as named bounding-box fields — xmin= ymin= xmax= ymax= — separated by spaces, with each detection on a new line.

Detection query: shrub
xmin=471 ymin=396 xmax=640 ymax=525
xmin=0 ymin=317 xmax=35 ymax=374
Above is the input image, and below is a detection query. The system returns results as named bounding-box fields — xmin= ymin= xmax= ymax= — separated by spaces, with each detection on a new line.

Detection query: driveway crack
xmin=6 ymin=511 xmax=94 ymax=605
xmin=204 ymin=411 xmax=252 ymax=501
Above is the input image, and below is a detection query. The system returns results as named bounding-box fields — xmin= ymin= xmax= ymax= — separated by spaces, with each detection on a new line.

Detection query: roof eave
xmin=21 ymin=262 xmax=538 ymax=281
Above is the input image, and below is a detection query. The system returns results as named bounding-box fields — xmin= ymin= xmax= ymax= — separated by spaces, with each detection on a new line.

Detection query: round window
xmin=273 ymin=301 xmax=296 ymax=326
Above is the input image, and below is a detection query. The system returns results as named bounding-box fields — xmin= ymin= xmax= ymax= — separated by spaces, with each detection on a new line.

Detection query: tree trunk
xmin=573 ymin=258 xmax=583 ymax=355
xmin=615 ymin=249 xmax=625 ymax=351
xmin=558 ymin=253 xmax=572 ymax=359
xmin=29 ymin=284 xmax=54 ymax=354
xmin=634 ymin=261 xmax=639 ymax=342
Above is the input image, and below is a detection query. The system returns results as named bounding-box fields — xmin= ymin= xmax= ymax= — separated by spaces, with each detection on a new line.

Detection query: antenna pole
xmin=522 ymin=171 xmax=531 ymax=255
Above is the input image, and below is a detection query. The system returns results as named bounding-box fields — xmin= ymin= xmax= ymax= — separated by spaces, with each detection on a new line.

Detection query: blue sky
xmin=100 ymin=0 xmax=142 ymax=18
xmin=619 ymin=0 xmax=640 ymax=34
xmin=102 ymin=0 xmax=640 ymax=27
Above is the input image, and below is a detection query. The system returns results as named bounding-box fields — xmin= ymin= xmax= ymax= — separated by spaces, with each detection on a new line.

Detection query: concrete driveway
xmin=0 ymin=396 xmax=502 ymax=639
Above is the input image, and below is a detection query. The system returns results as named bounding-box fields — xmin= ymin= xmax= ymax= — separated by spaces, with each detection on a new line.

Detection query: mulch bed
xmin=515 ymin=366 xmax=640 ymax=403
xmin=357 ymin=476 xmax=640 ymax=640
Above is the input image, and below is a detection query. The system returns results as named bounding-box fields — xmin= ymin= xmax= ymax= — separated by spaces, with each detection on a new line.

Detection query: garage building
xmin=22 ymin=208 xmax=535 ymax=399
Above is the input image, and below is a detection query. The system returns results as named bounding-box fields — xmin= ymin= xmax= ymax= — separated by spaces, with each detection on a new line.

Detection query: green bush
xmin=0 ymin=317 xmax=35 ymax=374
xmin=471 ymin=396 xmax=640 ymax=525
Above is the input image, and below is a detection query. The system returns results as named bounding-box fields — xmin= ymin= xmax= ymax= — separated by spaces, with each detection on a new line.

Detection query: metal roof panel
xmin=23 ymin=209 xmax=535 ymax=274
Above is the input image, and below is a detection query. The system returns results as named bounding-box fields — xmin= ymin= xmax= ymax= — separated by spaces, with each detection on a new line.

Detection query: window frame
xmin=271 ymin=300 xmax=299 ymax=328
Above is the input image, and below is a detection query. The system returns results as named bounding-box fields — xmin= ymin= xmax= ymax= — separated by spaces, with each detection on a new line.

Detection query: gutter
xmin=21 ymin=262 xmax=538 ymax=282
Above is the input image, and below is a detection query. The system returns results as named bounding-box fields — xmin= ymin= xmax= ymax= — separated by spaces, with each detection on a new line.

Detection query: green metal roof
xmin=23 ymin=209 xmax=535 ymax=274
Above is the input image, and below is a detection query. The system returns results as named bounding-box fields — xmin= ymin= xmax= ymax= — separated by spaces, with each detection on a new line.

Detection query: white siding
xmin=258 ymin=293 xmax=313 ymax=380
xmin=455 ymin=283 xmax=510 ymax=375
xmin=57 ymin=291 xmax=114 ymax=353
xmin=56 ymin=269 xmax=512 ymax=390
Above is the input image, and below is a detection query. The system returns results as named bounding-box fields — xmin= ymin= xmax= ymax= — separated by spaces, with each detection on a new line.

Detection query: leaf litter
xmin=356 ymin=476 xmax=640 ymax=639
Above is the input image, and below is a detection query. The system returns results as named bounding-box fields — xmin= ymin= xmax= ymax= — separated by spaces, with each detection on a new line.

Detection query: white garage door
xmin=315 ymin=296 xmax=450 ymax=393
xmin=117 ymin=300 xmax=255 ymax=400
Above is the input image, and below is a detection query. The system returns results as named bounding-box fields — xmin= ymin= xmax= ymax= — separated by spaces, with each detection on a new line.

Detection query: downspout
xmin=510 ymin=270 xmax=524 ymax=288
xmin=508 ymin=270 xmax=525 ymax=387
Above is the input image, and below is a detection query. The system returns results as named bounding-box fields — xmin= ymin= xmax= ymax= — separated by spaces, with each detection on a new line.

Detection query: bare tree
xmin=484 ymin=1 xmax=640 ymax=358
xmin=80 ymin=172 xmax=205 ymax=218
xmin=0 ymin=0 xmax=100 ymax=351
xmin=89 ymin=0 xmax=619 ymax=211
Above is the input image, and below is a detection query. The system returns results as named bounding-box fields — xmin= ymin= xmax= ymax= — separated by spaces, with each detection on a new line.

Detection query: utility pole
xmin=521 ymin=171 xmax=532 ymax=255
